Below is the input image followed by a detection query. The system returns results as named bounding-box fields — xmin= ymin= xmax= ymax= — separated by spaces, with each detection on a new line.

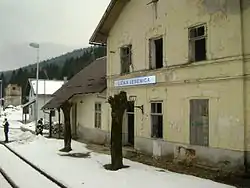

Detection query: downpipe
xmin=239 ymin=0 xmax=248 ymax=173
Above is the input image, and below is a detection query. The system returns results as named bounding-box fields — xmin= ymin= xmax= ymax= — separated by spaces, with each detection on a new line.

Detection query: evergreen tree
xmin=1 ymin=45 xmax=107 ymax=105
xmin=10 ymin=70 xmax=17 ymax=84
xmin=16 ymin=68 xmax=24 ymax=86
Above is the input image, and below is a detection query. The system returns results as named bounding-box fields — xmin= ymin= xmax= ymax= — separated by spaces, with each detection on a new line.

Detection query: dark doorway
xmin=72 ymin=103 xmax=77 ymax=137
xmin=127 ymin=101 xmax=134 ymax=146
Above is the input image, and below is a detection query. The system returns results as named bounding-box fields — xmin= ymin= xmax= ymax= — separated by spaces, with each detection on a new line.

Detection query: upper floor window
xmin=149 ymin=37 xmax=163 ymax=69
xmin=120 ymin=45 xmax=132 ymax=74
xmin=189 ymin=24 xmax=207 ymax=62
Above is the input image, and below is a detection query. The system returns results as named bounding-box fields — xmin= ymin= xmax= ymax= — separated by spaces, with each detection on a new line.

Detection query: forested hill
xmin=0 ymin=45 xmax=106 ymax=103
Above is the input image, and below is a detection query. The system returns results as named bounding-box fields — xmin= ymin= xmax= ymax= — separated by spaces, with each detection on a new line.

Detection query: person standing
xmin=3 ymin=118 xmax=9 ymax=143
xmin=36 ymin=118 xmax=43 ymax=135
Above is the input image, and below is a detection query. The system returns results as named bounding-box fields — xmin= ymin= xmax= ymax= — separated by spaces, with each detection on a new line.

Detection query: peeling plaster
xmin=217 ymin=116 xmax=244 ymax=149
xmin=169 ymin=121 xmax=181 ymax=132
xmin=218 ymin=116 xmax=241 ymax=127
xmin=191 ymin=0 xmax=242 ymax=25
xmin=145 ymin=24 xmax=165 ymax=39
xmin=202 ymin=0 xmax=240 ymax=14
xmin=165 ymin=70 xmax=177 ymax=82
xmin=117 ymin=31 xmax=132 ymax=46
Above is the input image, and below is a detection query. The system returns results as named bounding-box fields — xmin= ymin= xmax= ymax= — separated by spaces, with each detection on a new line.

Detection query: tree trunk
xmin=59 ymin=101 xmax=72 ymax=152
xmin=110 ymin=113 xmax=124 ymax=169
xmin=108 ymin=91 xmax=128 ymax=170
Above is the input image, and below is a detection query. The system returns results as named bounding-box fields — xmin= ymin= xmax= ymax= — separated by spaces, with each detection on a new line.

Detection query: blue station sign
xmin=114 ymin=75 xmax=156 ymax=87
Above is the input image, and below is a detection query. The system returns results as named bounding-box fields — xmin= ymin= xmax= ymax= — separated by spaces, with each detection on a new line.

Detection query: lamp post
xmin=29 ymin=42 xmax=40 ymax=131
xmin=43 ymin=69 xmax=49 ymax=123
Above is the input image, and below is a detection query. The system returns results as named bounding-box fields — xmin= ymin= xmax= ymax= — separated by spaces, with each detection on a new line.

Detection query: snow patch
xmin=15 ymin=131 xmax=36 ymax=144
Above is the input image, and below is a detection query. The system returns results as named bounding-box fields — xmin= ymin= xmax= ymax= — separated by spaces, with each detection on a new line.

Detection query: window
xmin=190 ymin=99 xmax=209 ymax=146
xmin=149 ymin=37 xmax=163 ymax=69
xmin=94 ymin=103 xmax=102 ymax=128
xmin=189 ymin=24 xmax=207 ymax=62
xmin=120 ymin=45 xmax=132 ymax=74
xmin=151 ymin=102 xmax=163 ymax=138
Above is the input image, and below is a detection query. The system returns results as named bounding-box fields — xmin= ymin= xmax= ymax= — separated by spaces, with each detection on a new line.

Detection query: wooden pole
xmin=49 ymin=110 xmax=52 ymax=138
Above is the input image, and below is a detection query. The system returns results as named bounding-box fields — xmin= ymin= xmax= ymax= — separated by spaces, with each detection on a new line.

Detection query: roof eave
xmin=89 ymin=41 xmax=107 ymax=46
xmin=89 ymin=0 xmax=130 ymax=44
xmin=89 ymin=0 xmax=117 ymax=44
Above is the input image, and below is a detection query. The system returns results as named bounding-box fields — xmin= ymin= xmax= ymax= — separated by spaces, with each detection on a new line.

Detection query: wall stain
xmin=190 ymin=0 xmax=250 ymax=25
xmin=202 ymin=0 xmax=240 ymax=14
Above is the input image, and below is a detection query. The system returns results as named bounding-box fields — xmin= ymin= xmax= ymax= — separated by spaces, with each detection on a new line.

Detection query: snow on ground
xmin=0 ymin=106 xmax=235 ymax=188
xmin=0 ymin=173 xmax=12 ymax=188
xmin=20 ymin=121 xmax=36 ymax=131
xmin=0 ymin=105 xmax=23 ymax=129
xmin=6 ymin=136 xmax=234 ymax=188
xmin=20 ymin=121 xmax=49 ymax=134
xmin=1 ymin=105 xmax=23 ymax=121
xmin=0 ymin=145 xmax=59 ymax=188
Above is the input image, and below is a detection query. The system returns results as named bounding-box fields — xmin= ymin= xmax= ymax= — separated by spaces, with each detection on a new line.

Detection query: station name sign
xmin=114 ymin=75 xmax=156 ymax=87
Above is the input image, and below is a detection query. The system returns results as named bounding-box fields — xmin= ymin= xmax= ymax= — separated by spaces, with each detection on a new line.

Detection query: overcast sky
xmin=0 ymin=0 xmax=110 ymax=47
xmin=0 ymin=0 xmax=110 ymax=70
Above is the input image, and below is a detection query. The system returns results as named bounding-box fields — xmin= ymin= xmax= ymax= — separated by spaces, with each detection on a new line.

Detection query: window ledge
xmin=109 ymin=56 xmax=241 ymax=80
xmin=151 ymin=137 xmax=164 ymax=141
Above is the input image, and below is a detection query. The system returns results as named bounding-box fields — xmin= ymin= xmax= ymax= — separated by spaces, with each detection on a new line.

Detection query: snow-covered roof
xmin=29 ymin=79 xmax=65 ymax=95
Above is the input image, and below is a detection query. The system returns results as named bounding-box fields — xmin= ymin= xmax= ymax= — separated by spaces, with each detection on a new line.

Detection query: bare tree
xmin=59 ymin=100 xmax=72 ymax=152
xmin=105 ymin=91 xmax=128 ymax=170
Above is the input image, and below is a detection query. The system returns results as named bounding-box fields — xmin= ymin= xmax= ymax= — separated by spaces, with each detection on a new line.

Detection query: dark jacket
xmin=3 ymin=121 xmax=9 ymax=132
xmin=38 ymin=119 xmax=43 ymax=125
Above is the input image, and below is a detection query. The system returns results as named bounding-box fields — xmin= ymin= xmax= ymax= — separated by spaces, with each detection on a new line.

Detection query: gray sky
xmin=0 ymin=0 xmax=110 ymax=70
xmin=0 ymin=0 xmax=110 ymax=47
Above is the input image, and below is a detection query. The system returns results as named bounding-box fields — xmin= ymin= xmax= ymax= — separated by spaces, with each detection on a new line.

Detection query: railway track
xmin=0 ymin=166 xmax=18 ymax=188
xmin=0 ymin=143 xmax=68 ymax=188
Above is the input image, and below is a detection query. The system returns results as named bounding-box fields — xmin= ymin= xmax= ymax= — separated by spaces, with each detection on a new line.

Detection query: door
xmin=190 ymin=99 xmax=209 ymax=147
xmin=127 ymin=101 xmax=134 ymax=146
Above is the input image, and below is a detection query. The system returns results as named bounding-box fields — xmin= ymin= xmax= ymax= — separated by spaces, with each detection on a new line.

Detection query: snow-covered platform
xmin=0 ymin=106 xmax=235 ymax=188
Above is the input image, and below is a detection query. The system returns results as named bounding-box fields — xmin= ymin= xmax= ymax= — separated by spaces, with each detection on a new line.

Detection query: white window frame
xmin=149 ymin=36 xmax=164 ymax=69
xmin=150 ymin=101 xmax=163 ymax=139
xmin=94 ymin=102 xmax=102 ymax=129
xmin=120 ymin=45 xmax=132 ymax=74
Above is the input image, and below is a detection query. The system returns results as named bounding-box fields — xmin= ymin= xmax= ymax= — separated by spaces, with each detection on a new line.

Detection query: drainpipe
xmin=239 ymin=0 xmax=248 ymax=173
